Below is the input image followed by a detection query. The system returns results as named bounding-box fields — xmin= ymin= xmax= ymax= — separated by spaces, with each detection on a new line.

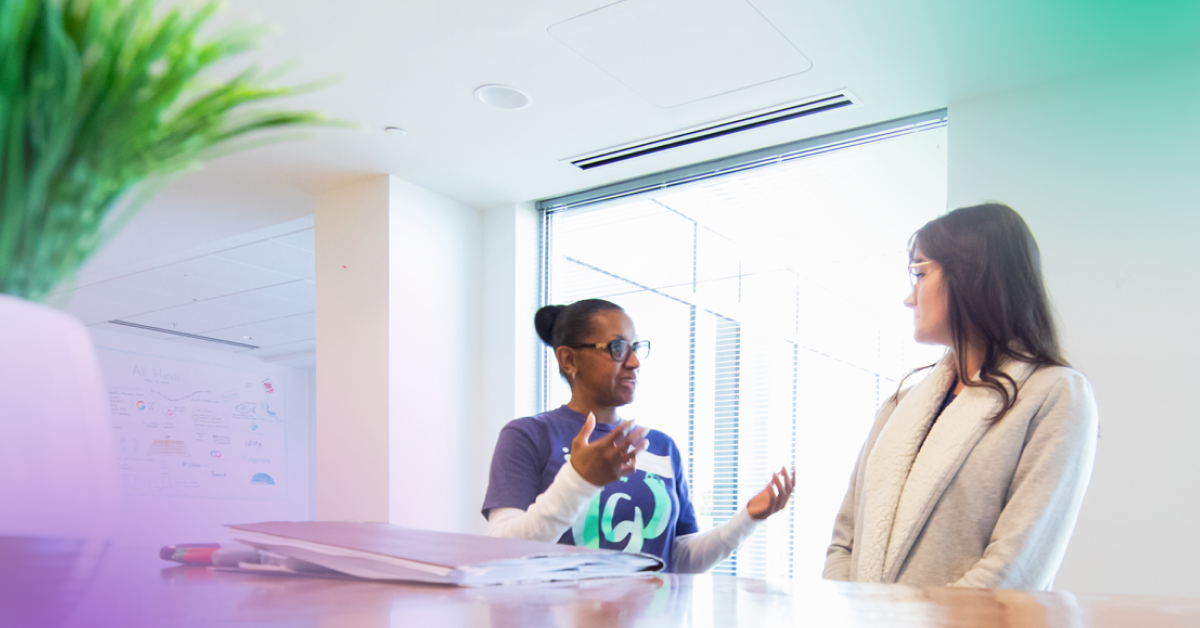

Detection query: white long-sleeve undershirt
xmin=487 ymin=463 xmax=602 ymax=543
xmin=487 ymin=462 xmax=761 ymax=574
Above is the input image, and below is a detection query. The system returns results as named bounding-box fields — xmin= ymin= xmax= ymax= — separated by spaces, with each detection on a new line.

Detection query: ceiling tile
xmin=159 ymin=256 xmax=299 ymax=292
xmin=165 ymin=336 xmax=251 ymax=353
xmin=103 ymin=267 xmax=236 ymax=302
xmin=201 ymin=324 xmax=303 ymax=349
xmin=202 ymin=291 xmax=312 ymax=323
xmin=202 ymin=317 xmax=305 ymax=342
xmin=274 ymin=229 xmax=315 ymax=253
xmin=213 ymin=239 xmax=315 ymax=279
xmin=123 ymin=301 xmax=272 ymax=334
xmin=257 ymin=279 xmax=316 ymax=305
xmin=57 ymin=283 xmax=181 ymax=325
xmin=271 ymin=312 xmax=316 ymax=339
xmin=548 ymin=0 xmax=812 ymax=107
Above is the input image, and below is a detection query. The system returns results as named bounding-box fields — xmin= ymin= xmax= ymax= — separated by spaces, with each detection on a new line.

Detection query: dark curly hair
xmin=534 ymin=298 xmax=624 ymax=349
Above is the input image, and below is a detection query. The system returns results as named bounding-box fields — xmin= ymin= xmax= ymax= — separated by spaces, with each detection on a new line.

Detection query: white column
xmin=315 ymin=176 xmax=391 ymax=522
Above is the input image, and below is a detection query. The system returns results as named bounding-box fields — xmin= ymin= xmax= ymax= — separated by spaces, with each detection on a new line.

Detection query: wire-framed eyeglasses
xmin=571 ymin=339 xmax=651 ymax=362
xmin=908 ymin=261 xmax=937 ymax=287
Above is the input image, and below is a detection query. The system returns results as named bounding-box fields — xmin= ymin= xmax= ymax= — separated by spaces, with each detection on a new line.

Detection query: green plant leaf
xmin=0 ymin=0 xmax=328 ymax=301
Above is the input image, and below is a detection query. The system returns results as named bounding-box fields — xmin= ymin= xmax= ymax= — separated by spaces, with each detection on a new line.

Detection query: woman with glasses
xmin=483 ymin=298 xmax=794 ymax=572
xmin=823 ymin=203 xmax=1098 ymax=590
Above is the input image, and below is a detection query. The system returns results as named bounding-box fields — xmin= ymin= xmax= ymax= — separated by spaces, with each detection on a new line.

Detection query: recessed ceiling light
xmin=243 ymin=335 xmax=253 ymax=340
xmin=474 ymin=84 xmax=531 ymax=110
xmin=384 ymin=126 xmax=407 ymax=136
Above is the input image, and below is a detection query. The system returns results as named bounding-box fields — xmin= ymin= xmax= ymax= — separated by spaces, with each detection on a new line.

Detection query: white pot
xmin=0 ymin=294 xmax=119 ymax=540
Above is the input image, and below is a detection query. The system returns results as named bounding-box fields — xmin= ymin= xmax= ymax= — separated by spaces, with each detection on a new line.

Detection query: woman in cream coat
xmin=823 ymin=203 xmax=1098 ymax=590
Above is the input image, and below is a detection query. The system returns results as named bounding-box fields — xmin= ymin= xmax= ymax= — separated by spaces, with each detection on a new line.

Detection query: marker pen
xmin=160 ymin=543 xmax=221 ymax=565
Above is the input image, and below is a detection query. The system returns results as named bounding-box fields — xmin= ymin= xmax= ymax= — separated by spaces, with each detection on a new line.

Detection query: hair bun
xmin=534 ymin=305 xmax=565 ymax=346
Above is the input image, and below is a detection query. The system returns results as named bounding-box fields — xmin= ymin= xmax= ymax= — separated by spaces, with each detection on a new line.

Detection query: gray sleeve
xmin=824 ymin=399 xmax=895 ymax=581
xmin=952 ymin=372 xmax=1099 ymax=590
xmin=823 ymin=451 xmax=861 ymax=581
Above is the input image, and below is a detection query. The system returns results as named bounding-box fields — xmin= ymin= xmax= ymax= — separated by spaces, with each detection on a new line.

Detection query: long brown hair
xmin=902 ymin=203 xmax=1067 ymax=418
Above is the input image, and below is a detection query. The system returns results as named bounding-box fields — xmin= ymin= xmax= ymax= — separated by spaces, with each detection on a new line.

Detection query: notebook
xmin=225 ymin=521 xmax=664 ymax=586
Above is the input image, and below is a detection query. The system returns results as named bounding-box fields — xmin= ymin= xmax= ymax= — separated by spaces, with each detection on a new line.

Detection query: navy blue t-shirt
xmin=482 ymin=405 xmax=699 ymax=572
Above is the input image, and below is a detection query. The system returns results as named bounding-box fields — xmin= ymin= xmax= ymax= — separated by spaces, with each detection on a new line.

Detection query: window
xmin=540 ymin=112 xmax=948 ymax=579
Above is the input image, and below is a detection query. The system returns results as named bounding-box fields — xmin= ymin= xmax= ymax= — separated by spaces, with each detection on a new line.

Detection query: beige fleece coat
xmin=823 ymin=357 xmax=1098 ymax=590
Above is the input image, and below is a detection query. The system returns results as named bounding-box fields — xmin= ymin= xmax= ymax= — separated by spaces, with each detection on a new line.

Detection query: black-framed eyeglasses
xmin=571 ymin=339 xmax=650 ymax=362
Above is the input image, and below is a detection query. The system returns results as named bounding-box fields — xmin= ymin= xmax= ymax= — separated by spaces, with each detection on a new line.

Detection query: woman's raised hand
xmin=569 ymin=413 xmax=650 ymax=487
xmin=747 ymin=466 xmax=795 ymax=520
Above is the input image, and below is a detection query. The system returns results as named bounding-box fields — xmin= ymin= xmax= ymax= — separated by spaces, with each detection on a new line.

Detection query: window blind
xmin=540 ymin=113 xmax=948 ymax=579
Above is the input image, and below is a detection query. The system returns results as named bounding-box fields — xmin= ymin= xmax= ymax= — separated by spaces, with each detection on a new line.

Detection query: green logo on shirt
xmin=571 ymin=472 xmax=671 ymax=553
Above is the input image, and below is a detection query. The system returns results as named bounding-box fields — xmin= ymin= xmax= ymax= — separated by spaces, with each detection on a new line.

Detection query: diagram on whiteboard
xmin=100 ymin=349 xmax=287 ymax=500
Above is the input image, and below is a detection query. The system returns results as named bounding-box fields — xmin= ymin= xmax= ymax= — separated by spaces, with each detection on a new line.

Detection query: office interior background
xmin=53 ymin=0 xmax=1200 ymax=598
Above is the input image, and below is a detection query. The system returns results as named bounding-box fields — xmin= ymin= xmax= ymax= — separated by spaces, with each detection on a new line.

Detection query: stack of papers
xmin=225 ymin=521 xmax=663 ymax=586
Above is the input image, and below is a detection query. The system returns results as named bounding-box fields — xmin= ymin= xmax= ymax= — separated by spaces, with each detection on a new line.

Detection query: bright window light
xmin=543 ymin=123 xmax=948 ymax=580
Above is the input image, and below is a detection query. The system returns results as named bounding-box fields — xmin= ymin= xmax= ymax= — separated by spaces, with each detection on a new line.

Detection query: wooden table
xmin=3 ymin=539 xmax=1198 ymax=627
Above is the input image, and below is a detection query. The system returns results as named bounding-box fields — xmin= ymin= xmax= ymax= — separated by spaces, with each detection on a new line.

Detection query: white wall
xmin=948 ymin=50 xmax=1200 ymax=597
xmin=476 ymin=203 xmax=542 ymax=532
xmin=313 ymin=178 xmax=536 ymax=535
xmin=387 ymin=178 xmax=484 ymax=534
xmin=91 ymin=328 xmax=314 ymax=549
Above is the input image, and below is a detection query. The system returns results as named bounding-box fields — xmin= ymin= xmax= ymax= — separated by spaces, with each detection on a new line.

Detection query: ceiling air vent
xmin=108 ymin=320 xmax=260 ymax=350
xmin=568 ymin=91 xmax=860 ymax=170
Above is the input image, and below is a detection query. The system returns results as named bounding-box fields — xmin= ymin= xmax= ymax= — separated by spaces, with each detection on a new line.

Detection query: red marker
xmin=160 ymin=543 xmax=221 ymax=565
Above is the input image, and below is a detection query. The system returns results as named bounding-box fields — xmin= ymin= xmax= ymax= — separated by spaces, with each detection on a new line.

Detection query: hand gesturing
xmin=747 ymin=466 xmax=795 ymax=520
xmin=569 ymin=413 xmax=650 ymax=487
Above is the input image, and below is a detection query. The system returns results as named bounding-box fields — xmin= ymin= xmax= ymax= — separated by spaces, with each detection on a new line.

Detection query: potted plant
xmin=0 ymin=0 xmax=322 ymax=564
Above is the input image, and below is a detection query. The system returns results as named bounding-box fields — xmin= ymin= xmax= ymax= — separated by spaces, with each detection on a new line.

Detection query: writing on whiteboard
xmin=101 ymin=349 xmax=288 ymax=500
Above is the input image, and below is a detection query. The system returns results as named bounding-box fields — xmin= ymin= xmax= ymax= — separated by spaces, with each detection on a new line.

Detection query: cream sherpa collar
xmin=855 ymin=356 xmax=1036 ymax=583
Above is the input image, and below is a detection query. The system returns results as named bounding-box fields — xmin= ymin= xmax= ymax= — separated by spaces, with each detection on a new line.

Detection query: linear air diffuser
xmin=108 ymin=320 xmax=260 ymax=350
xmin=568 ymin=91 xmax=860 ymax=170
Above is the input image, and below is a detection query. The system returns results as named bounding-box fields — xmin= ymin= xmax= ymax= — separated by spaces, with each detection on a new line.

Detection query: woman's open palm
xmin=569 ymin=413 xmax=649 ymax=487
xmin=747 ymin=467 xmax=795 ymax=520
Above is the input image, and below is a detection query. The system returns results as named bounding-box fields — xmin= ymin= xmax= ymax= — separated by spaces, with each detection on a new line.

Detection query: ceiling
xmin=168 ymin=0 xmax=1200 ymax=207
xmin=93 ymin=1 xmax=1200 ymax=260
xmin=64 ymin=0 xmax=1200 ymax=356
xmin=54 ymin=218 xmax=317 ymax=368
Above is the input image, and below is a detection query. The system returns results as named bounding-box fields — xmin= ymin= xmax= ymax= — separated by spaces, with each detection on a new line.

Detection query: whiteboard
xmin=100 ymin=348 xmax=288 ymax=500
